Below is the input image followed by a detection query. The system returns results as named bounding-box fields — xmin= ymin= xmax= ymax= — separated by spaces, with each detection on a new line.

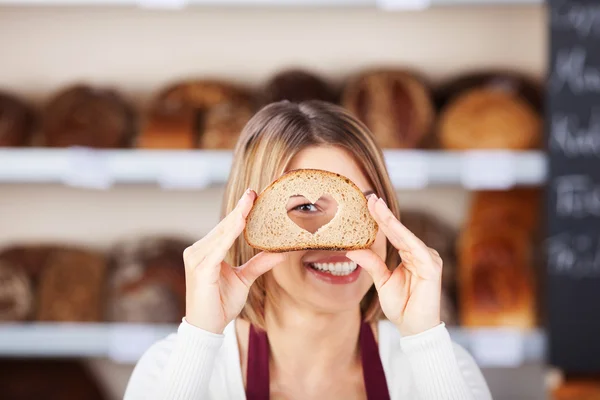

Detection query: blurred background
xmin=0 ymin=1 xmax=597 ymax=399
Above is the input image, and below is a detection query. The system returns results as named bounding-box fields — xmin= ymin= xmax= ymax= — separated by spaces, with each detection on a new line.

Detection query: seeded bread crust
xmin=244 ymin=169 xmax=378 ymax=252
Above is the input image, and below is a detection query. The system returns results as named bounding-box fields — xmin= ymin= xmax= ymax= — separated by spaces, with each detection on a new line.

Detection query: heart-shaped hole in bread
xmin=286 ymin=194 xmax=339 ymax=234
xmin=244 ymin=169 xmax=378 ymax=252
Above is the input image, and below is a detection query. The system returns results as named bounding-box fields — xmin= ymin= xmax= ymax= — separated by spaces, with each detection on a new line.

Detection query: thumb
xmin=236 ymin=252 xmax=286 ymax=287
xmin=346 ymin=249 xmax=391 ymax=290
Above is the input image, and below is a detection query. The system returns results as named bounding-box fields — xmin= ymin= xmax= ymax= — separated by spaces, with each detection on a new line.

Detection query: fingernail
xmin=378 ymin=197 xmax=387 ymax=206
xmin=238 ymin=188 xmax=252 ymax=205
xmin=367 ymin=193 xmax=377 ymax=201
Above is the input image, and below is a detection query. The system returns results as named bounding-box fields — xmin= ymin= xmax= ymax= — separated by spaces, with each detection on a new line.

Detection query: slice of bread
xmin=244 ymin=169 xmax=378 ymax=252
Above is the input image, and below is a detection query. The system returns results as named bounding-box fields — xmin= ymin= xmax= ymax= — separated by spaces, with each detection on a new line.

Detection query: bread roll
xmin=0 ymin=92 xmax=37 ymax=147
xmin=36 ymin=248 xmax=107 ymax=322
xmin=0 ymin=359 xmax=106 ymax=400
xmin=0 ymin=262 xmax=33 ymax=321
xmin=139 ymin=80 xmax=255 ymax=149
xmin=106 ymin=237 xmax=188 ymax=323
xmin=438 ymin=88 xmax=541 ymax=150
xmin=458 ymin=225 xmax=536 ymax=328
xmin=263 ymin=69 xmax=337 ymax=104
xmin=342 ymin=69 xmax=434 ymax=149
xmin=43 ymin=85 xmax=135 ymax=148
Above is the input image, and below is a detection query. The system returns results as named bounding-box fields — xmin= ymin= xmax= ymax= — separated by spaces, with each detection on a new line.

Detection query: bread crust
xmin=244 ymin=169 xmax=378 ymax=252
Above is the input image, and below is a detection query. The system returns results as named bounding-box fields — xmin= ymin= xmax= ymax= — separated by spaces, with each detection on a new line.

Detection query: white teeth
xmin=310 ymin=261 xmax=357 ymax=276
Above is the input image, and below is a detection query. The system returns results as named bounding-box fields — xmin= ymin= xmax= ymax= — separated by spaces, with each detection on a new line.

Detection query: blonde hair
xmin=222 ymin=101 xmax=400 ymax=330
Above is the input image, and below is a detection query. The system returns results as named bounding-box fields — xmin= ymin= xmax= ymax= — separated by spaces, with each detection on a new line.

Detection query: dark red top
xmin=245 ymin=321 xmax=391 ymax=400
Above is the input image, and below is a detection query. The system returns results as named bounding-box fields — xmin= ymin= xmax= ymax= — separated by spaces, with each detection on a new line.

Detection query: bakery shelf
xmin=0 ymin=323 xmax=546 ymax=365
xmin=0 ymin=0 xmax=543 ymax=8
xmin=0 ymin=148 xmax=547 ymax=189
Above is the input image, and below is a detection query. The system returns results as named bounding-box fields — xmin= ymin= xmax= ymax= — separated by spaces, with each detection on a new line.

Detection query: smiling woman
xmin=124 ymin=101 xmax=492 ymax=400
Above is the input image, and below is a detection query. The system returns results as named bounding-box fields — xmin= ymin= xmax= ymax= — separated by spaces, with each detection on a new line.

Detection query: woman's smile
xmin=303 ymin=255 xmax=363 ymax=284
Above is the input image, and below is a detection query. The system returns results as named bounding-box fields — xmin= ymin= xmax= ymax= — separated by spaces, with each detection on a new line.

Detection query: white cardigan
xmin=124 ymin=319 xmax=492 ymax=400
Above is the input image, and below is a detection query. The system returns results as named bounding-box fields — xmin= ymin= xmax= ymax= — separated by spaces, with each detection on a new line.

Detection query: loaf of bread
xmin=263 ymin=69 xmax=337 ymax=104
xmin=106 ymin=237 xmax=189 ymax=323
xmin=458 ymin=225 xmax=536 ymax=328
xmin=42 ymin=85 xmax=135 ymax=148
xmin=469 ymin=189 xmax=541 ymax=236
xmin=36 ymin=248 xmax=107 ymax=322
xmin=0 ymin=359 xmax=106 ymax=400
xmin=0 ymin=92 xmax=37 ymax=147
xmin=438 ymin=88 xmax=541 ymax=150
xmin=342 ymin=69 xmax=434 ymax=149
xmin=0 ymin=245 xmax=58 ymax=280
xmin=139 ymin=80 xmax=255 ymax=149
xmin=0 ymin=262 xmax=33 ymax=321
xmin=435 ymin=71 xmax=542 ymax=113
xmin=245 ymin=169 xmax=377 ymax=252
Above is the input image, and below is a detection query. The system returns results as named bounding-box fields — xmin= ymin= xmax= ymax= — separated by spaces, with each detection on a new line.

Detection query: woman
xmin=125 ymin=101 xmax=492 ymax=399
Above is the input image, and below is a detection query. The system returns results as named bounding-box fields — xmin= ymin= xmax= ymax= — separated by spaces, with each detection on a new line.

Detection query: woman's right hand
xmin=183 ymin=189 xmax=285 ymax=334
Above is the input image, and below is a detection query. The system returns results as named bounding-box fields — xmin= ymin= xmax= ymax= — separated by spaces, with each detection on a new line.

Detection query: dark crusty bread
xmin=36 ymin=248 xmax=107 ymax=322
xmin=342 ymin=69 xmax=434 ymax=149
xmin=244 ymin=169 xmax=378 ymax=252
xmin=43 ymin=85 xmax=135 ymax=148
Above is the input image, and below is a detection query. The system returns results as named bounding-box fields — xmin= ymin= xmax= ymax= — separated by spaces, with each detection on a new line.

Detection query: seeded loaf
xmin=244 ymin=169 xmax=378 ymax=252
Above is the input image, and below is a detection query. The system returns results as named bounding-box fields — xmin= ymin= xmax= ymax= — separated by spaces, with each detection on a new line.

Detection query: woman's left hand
xmin=346 ymin=196 xmax=442 ymax=337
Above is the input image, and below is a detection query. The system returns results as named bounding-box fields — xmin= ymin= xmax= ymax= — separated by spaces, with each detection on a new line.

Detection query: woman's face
xmin=266 ymin=145 xmax=387 ymax=315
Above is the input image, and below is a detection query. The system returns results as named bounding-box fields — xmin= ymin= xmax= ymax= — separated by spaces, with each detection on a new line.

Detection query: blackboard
xmin=547 ymin=0 xmax=600 ymax=373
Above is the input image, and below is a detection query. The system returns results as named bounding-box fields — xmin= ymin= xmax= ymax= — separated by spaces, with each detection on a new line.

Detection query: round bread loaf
xmin=139 ymin=80 xmax=255 ymax=149
xmin=43 ymin=85 xmax=135 ymax=148
xmin=0 ymin=359 xmax=106 ymax=400
xmin=342 ymin=69 xmax=434 ymax=149
xmin=435 ymin=71 xmax=542 ymax=112
xmin=106 ymin=237 xmax=189 ymax=323
xmin=0 ymin=262 xmax=33 ymax=321
xmin=0 ymin=92 xmax=37 ymax=147
xmin=438 ymin=88 xmax=541 ymax=150
xmin=263 ymin=69 xmax=337 ymax=104
xmin=36 ymin=248 xmax=107 ymax=322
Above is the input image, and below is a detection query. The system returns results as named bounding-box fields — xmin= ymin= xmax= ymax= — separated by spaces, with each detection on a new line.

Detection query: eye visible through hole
xmin=286 ymin=195 xmax=338 ymax=234
xmin=294 ymin=203 xmax=319 ymax=213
